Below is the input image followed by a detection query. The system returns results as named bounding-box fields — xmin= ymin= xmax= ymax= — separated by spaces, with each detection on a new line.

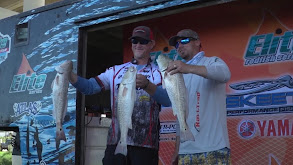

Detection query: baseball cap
xmin=130 ymin=26 xmax=154 ymax=41
xmin=169 ymin=29 xmax=200 ymax=46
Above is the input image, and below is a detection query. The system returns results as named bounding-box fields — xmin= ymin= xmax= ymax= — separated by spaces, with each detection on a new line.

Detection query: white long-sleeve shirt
xmin=179 ymin=51 xmax=231 ymax=154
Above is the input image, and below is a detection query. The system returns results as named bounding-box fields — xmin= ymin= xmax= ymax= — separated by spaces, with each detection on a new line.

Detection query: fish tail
xmin=114 ymin=140 xmax=127 ymax=156
xmin=56 ymin=126 xmax=66 ymax=149
xmin=180 ymin=126 xmax=195 ymax=142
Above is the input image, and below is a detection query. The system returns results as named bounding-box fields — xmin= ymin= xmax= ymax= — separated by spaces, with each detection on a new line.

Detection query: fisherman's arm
xmin=136 ymin=74 xmax=171 ymax=107
xmin=70 ymin=72 xmax=101 ymax=95
xmin=146 ymin=85 xmax=171 ymax=107
xmin=204 ymin=57 xmax=231 ymax=83
xmin=168 ymin=57 xmax=230 ymax=83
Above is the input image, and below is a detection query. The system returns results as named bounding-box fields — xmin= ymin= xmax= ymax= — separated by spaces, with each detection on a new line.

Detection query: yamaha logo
xmin=238 ymin=120 xmax=256 ymax=139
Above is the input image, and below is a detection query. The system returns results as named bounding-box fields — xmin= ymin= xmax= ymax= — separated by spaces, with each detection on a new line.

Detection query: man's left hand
xmin=167 ymin=60 xmax=188 ymax=75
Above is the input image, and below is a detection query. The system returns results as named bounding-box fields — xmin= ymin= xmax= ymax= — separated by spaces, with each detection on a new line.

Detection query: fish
xmin=156 ymin=55 xmax=194 ymax=142
xmin=52 ymin=60 xmax=73 ymax=150
xmin=115 ymin=66 xmax=137 ymax=156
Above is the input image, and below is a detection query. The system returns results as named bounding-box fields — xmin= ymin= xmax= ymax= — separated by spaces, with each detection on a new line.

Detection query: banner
xmin=124 ymin=0 xmax=293 ymax=164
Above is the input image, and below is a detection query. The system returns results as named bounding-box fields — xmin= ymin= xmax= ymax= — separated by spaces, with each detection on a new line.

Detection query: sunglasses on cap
xmin=131 ymin=38 xmax=150 ymax=45
xmin=175 ymin=38 xmax=196 ymax=49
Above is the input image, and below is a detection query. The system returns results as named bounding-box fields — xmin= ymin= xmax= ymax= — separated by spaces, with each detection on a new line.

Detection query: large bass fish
xmin=52 ymin=60 xmax=72 ymax=150
xmin=156 ymin=55 xmax=194 ymax=142
xmin=115 ymin=66 xmax=137 ymax=156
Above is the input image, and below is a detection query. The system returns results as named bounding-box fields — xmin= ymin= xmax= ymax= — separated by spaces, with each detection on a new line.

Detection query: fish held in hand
xmin=156 ymin=55 xmax=194 ymax=142
xmin=52 ymin=60 xmax=73 ymax=150
xmin=115 ymin=66 xmax=137 ymax=156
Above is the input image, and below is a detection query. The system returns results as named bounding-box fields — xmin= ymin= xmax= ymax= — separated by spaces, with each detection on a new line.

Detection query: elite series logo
xmin=9 ymin=73 xmax=47 ymax=94
xmin=0 ymin=32 xmax=11 ymax=64
xmin=243 ymin=9 xmax=293 ymax=66
xmin=244 ymin=31 xmax=293 ymax=66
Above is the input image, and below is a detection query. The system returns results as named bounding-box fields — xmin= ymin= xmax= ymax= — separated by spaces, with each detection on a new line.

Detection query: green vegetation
xmin=0 ymin=131 xmax=13 ymax=165
xmin=0 ymin=151 xmax=12 ymax=165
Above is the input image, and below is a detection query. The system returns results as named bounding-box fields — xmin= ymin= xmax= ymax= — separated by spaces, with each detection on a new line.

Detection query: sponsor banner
xmin=122 ymin=0 xmax=293 ymax=164
xmin=228 ymin=115 xmax=293 ymax=164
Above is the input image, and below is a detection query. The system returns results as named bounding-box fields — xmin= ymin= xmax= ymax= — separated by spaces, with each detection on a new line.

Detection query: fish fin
xmin=172 ymin=108 xmax=178 ymax=117
xmin=56 ymin=126 xmax=66 ymax=150
xmin=180 ymin=125 xmax=195 ymax=142
xmin=114 ymin=140 xmax=127 ymax=156
xmin=122 ymin=87 xmax=128 ymax=97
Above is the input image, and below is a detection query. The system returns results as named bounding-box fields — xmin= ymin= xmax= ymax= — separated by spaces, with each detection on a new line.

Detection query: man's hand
xmin=166 ymin=60 xmax=208 ymax=78
xmin=136 ymin=74 xmax=149 ymax=89
xmin=166 ymin=60 xmax=189 ymax=75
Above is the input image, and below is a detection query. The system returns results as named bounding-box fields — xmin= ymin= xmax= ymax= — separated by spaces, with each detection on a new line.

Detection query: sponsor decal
xmin=12 ymin=101 xmax=42 ymax=117
xmin=9 ymin=73 xmax=47 ymax=94
xmin=244 ymin=30 xmax=293 ymax=66
xmin=227 ymin=75 xmax=293 ymax=116
xmin=238 ymin=119 xmax=293 ymax=139
xmin=0 ymin=32 xmax=11 ymax=64
xmin=257 ymin=119 xmax=293 ymax=137
xmin=139 ymin=95 xmax=150 ymax=102
xmin=160 ymin=121 xmax=176 ymax=134
xmin=238 ymin=120 xmax=256 ymax=139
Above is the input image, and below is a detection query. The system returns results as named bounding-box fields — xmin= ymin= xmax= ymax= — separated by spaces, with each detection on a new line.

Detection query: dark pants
xmin=102 ymin=145 xmax=158 ymax=165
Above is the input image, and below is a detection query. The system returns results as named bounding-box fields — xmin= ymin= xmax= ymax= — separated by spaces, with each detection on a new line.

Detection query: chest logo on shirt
xmin=139 ymin=95 xmax=150 ymax=102
xmin=194 ymin=91 xmax=200 ymax=132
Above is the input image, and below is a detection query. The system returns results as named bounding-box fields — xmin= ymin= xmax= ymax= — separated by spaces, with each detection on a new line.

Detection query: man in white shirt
xmin=168 ymin=29 xmax=231 ymax=165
